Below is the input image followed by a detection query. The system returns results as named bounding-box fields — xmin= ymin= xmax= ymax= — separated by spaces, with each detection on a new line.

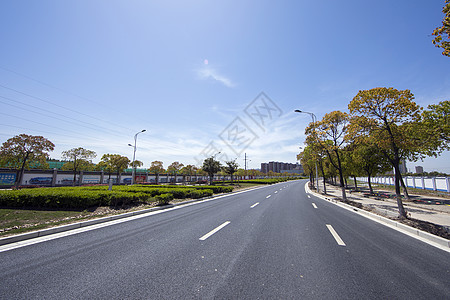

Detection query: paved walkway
xmin=315 ymin=183 xmax=450 ymax=228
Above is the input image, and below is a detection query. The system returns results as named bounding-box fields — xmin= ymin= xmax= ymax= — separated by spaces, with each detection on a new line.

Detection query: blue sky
xmin=0 ymin=0 xmax=449 ymax=172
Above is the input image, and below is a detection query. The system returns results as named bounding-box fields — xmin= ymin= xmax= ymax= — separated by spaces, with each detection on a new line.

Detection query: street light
xmin=295 ymin=110 xmax=320 ymax=193
xmin=129 ymin=129 xmax=146 ymax=185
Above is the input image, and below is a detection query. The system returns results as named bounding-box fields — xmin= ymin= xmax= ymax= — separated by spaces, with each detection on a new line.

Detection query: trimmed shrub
xmin=155 ymin=193 xmax=173 ymax=205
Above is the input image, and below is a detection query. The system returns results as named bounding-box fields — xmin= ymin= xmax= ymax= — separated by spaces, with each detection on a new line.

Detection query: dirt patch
xmin=399 ymin=218 xmax=450 ymax=240
xmin=337 ymin=197 xmax=450 ymax=240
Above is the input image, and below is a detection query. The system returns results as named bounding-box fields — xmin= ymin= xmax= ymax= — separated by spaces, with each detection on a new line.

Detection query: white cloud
xmin=196 ymin=65 xmax=235 ymax=88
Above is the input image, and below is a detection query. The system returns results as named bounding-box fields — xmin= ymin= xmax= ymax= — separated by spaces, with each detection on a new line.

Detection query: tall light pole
xmin=295 ymin=110 xmax=320 ymax=193
xmin=128 ymin=129 xmax=146 ymax=185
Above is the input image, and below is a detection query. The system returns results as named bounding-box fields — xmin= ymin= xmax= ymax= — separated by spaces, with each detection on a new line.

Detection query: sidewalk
xmin=315 ymin=183 xmax=450 ymax=229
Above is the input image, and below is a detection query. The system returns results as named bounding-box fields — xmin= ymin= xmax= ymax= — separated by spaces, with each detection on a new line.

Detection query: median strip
xmin=326 ymin=224 xmax=346 ymax=246
xmin=199 ymin=221 xmax=231 ymax=241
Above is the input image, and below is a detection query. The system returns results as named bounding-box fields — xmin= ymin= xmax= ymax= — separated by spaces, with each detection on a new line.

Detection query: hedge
xmin=0 ymin=188 xmax=151 ymax=209
xmin=0 ymin=185 xmax=229 ymax=209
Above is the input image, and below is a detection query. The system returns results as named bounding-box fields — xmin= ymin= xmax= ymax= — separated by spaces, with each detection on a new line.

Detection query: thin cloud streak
xmin=196 ymin=65 xmax=236 ymax=88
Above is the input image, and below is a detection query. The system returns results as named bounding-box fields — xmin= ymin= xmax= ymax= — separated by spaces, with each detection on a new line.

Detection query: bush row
xmin=0 ymin=185 xmax=226 ymax=209
xmin=221 ymin=178 xmax=298 ymax=184
xmin=0 ymin=188 xmax=151 ymax=209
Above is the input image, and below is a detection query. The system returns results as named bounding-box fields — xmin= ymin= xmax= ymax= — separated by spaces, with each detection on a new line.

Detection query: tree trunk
xmin=209 ymin=174 xmax=213 ymax=186
xmin=353 ymin=175 xmax=358 ymax=191
xmin=393 ymin=159 xmax=407 ymax=218
xmin=335 ymin=150 xmax=347 ymax=201
xmin=16 ymin=152 xmax=30 ymax=188
xmin=72 ymin=158 xmax=77 ymax=187
xmin=319 ymin=163 xmax=327 ymax=195
xmin=384 ymin=122 xmax=407 ymax=218
xmin=399 ymin=173 xmax=410 ymax=201
xmin=367 ymin=172 xmax=374 ymax=194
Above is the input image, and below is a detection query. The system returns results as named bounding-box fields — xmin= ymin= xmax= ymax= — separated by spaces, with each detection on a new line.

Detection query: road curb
xmin=0 ymin=184 xmax=270 ymax=246
xmin=305 ymin=183 xmax=450 ymax=251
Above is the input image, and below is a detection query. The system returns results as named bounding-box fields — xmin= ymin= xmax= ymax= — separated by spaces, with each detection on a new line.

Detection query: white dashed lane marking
xmin=326 ymin=224 xmax=346 ymax=246
xmin=199 ymin=221 xmax=231 ymax=241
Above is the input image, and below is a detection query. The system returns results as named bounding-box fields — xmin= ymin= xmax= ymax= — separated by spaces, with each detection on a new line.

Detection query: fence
xmin=357 ymin=176 xmax=450 ymax=193
xmin=0 ymin=168 xmax=288 ymax=187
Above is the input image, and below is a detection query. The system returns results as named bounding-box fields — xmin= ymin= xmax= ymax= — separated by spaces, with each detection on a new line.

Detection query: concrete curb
xmin=305 ymin=183 xmax=450 ymax=251
xmin=0 ymin=184 xmax=269 ymax=246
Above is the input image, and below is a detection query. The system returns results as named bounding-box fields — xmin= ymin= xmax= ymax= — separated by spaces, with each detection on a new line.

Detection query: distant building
xmin=386 ymin=160 xmax=408 ymax=175
xmin=399 ymin=160 xmax=407 ymax=174
xmin=260 ymin=161 xmax=303 ymax=174
xmin=415 ymin=166 xmax=424 ymax=174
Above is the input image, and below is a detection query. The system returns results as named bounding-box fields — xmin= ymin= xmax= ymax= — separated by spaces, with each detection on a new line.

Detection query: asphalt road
xmin=0 ymin=180 xmax=449 ymax=299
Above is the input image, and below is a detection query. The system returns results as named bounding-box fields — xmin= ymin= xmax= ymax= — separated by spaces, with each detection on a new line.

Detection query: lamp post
xmin=128 ymin=129 xmax=146 ymax=185
xmin=295 ymin=110 xmax=320 ymax=193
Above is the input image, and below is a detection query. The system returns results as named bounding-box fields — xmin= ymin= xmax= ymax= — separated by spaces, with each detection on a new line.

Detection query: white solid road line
xmin=266 ymin=195 xmax=271 ymax=198
xmin=250 ymin=202 xmax=259 ymax=208
xmin=312 ymin=203 xmax=318 ymax=209
xmin=0 ymin=183 xmax=287 ymax=253
xmin=326 ymin=224 xmax=346 ymax=246
xmin=199 ymin=221 xmax=231 ymax=241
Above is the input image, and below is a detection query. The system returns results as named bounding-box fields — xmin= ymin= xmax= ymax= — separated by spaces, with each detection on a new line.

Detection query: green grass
xmin=0 ymin=184 xmax=238 ymax=237
xmin=0 ymin=208 xmax=93 ymax=236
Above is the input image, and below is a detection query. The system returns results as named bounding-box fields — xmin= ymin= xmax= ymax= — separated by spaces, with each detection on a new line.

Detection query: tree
xmin=202 ymin=157 xmax=222 ymax=185
xmin=0 ymin=134 xmax=54 ymax=187
xmin=149 ymin=161 xmax=165 ymax=184
xmin=167 ymin=161 xmax=184 ymax=184
xmin=181 ymin=165 xmax=197 ymax=184
xmin=61 ymin=147 xmax=97 ymax=186
xmin=223 ymin=160 xmax=239 ymax=183
xmin=99 ymin=154 xmax=130 ymax=183
xmin=419 ymin=100 xmax=450 ymax=155
xmin=348 ymin=87 xmax=424 ymax=218
xmin=346 ymin=135 xmax=391 ymax=194
xmin=432 ymin=0 xmax=450 ymax=57
xmin=313 ymin=111 xmax=349 ymax=200
xmin=130 ymin=160 xmax=143 ymax=168
xmin=130 ymin=159 xmax=144 ymax=183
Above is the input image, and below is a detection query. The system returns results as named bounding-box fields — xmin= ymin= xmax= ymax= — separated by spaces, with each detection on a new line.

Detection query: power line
xmin=0 ymin=83 xmax=132 ymax=137
xmin=0 ymin=113 xmax=105 ymax=142
xmin=0 ymin=65 xmax=136 ymax=132
xmin=0 ymin=96 xmax=121 ymax=136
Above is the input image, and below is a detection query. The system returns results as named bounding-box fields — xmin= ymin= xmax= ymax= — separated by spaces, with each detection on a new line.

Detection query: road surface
xmin=0 ymin=180 xmax=449 ymax=299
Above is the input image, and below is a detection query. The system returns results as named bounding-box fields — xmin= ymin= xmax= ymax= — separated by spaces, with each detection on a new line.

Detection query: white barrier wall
xmin=357 ymin=176 xmax=450 ymax=192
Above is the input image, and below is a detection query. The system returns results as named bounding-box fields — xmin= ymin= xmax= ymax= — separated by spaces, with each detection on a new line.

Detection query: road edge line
xmin=305 ymin=182 xmax=450 ymax=253
xmin=0 ymin=181 xmax=298 ymax=246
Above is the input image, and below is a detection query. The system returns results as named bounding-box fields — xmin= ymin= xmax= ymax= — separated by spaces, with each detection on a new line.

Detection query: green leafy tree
xmin=223 ymin=160 xmax=239 ymax=183
xmin=419 ymin=100 xmax=450 ymax=155
xmin=202 ymin=157 xmax=221 ymax=185
xmin=130 ymin=160 xmax=143 ymax=169
xmin=149 ymin=161 xmax=165 ymax=184
xmin=348 ymin=87 xmax=424 ymax=218
xmin=312 ymin=111 xmax=349 ymax=200
xmin=167 ymin=161 xmax=184 ymax=184
xmin=345 ymin=132 xmax=392 ymax=194
xmin=99 ymin=154 xmax=130 ymax=182
xmin=61 ymin=147 xmax=97 ymax=186
xmin=181 ymin=164 xmax=197 ymax=184
xmin=432 ymin=0 xmax=450 ymax=57
xmin=0 ymin=134 xmax=54 ymax=187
